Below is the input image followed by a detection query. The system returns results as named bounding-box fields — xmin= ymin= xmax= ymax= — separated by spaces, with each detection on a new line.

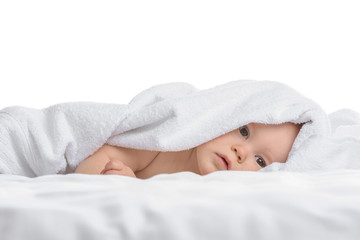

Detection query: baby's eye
xmin=255 ymin=156 xmax=266 ymax=168
xmin=239 ymin=126 xmax=249 ymax=139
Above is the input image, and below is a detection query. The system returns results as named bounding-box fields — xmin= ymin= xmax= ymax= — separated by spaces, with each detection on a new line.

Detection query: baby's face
xmin=195 ymin=122 xmax=301 ymax=175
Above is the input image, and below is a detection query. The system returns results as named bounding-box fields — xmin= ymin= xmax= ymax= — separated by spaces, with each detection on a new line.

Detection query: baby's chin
xmin=197 ymin=166 xmax=214 ymax=176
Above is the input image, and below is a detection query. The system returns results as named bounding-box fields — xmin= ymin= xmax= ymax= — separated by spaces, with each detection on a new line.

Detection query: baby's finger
xmin=102 ymin=169 xmax=122 ymax=175
xmin=100 ymin=159 xmax=136 ymax=177
xmin=122 ymin=166 xmax=137 ymax=177
xmin=102 ymin=159 xmax=125 ymax=173
xmin=102 ymin=168 xmax=136 ymax=177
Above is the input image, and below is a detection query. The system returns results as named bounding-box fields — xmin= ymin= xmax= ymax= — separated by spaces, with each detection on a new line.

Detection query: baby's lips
xmin=216 ymin=153 xmax=231 ymax=170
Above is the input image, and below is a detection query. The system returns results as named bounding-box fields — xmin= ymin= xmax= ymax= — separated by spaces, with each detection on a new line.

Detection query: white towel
xmin=1 ymin=80 xmax=358 ymax=177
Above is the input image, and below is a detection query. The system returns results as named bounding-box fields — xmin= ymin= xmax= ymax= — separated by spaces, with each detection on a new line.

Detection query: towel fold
xmin=1 ymin=80 xmax=359 ymax=177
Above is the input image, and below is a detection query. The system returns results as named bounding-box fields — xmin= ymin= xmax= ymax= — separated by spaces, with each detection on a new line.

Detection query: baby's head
xmin=195 ymin=122 xmax=302 ymax=175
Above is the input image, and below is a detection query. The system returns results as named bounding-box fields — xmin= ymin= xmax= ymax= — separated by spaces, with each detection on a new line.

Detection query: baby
xmin=0 ymin=80 xmax=326 ymax=177
xmin=75 ymin=122 xmax=301 ymax=179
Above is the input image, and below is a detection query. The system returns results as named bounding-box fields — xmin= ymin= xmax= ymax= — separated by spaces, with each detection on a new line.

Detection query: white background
xmin=0 ymin=0 xmax=359 ymax=113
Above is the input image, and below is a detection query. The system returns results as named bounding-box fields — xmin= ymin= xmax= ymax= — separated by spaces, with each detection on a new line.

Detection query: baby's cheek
xmin=243 ymin=161 xmax=262 ymax=171
xmin=194 ymin=146 xmax=204 ymax=171
xmin=195 ymin=144 xmax=208 ymax=159
xmin=195 ymin=145 xmax=216 ymax=175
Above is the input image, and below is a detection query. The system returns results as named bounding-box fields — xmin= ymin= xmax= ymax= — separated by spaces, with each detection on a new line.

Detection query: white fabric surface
xmin=1 ymin=170 xmax=360 ymax=240
xmin=2 ymin=80 xmax=360 ymax=239
xmin=0 ymin=80 xmax=337 ymax=176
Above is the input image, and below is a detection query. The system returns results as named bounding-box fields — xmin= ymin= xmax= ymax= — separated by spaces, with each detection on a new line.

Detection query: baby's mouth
xmin=216 ymin=153 xmax=230 ymax=170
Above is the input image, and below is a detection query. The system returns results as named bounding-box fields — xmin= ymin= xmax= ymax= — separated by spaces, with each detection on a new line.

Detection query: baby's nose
xmin=231 ymin=145 xmax=248 ymax=164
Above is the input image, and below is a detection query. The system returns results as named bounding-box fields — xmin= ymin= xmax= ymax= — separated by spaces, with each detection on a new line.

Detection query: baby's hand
xmin=100 ymin=159 xmax=136 ymax=178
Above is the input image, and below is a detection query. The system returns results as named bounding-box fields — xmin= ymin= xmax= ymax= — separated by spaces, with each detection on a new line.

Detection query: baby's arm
xmin=74 ymin=145 xmax=113 ymax=175
xmin=75 ymin=144 xmax=159 ymax=177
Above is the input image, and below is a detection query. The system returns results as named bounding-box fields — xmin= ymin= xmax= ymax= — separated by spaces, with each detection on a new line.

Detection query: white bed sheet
xmin=1 ymin=170 xmax=360 ymax=240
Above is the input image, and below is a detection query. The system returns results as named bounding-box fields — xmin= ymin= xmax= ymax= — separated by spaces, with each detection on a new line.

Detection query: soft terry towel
xmin=0 ymin=80 xmax=359 ymax=177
